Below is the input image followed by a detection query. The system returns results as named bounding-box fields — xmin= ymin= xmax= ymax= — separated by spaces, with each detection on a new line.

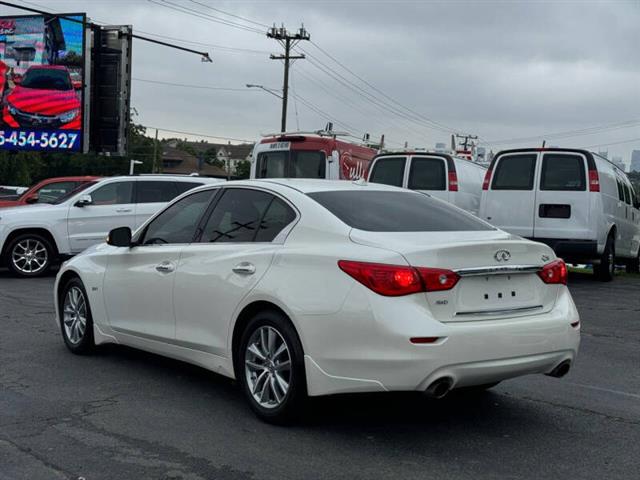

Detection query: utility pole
xmin=152 ymin=128 xmax=160 ymax=173
xmin=267 ymin=24 xmax=310 ymax=132
xmin=455 ymin=133 xmax=479 ymax=151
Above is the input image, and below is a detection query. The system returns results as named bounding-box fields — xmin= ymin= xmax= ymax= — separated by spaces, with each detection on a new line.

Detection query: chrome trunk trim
xmin=454 ymin=265 xmax=542 ymax=277
xmin=455 ymin=305 xmax=544 ymax=317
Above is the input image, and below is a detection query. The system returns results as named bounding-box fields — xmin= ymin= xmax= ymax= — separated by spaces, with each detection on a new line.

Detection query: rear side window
xmin=491 ymin=154 xmax=537 ymax=190
xmin=255 ymin=198 xmax=297 ymax=242
xmin=408 ymin=157 xmax=446 ymax=190
xmin=201 ymin=189 xmax=274 ymax=243
xmin=369 ymin=157 xmax=406 ymax=187
xmin=617 ymin=179 xmax=625 ymax=201
xmin=136 ymin=181 xmax=178 ymax=203
xmin=623 ymin=182 xmax=631 ymax=205
xmin=540 ymin=154 xmax=586 ymax=191
xmin=175 ymin=182 xmax=204 ymax=195
xmin=308 ymin=190 xmax=493 ymax=232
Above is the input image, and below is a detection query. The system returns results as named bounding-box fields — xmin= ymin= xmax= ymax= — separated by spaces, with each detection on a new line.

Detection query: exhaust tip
xmin=424 ymin=377 xmax=453 ymax=399
xmin=547 ymin=360 xmax=571 ymax=378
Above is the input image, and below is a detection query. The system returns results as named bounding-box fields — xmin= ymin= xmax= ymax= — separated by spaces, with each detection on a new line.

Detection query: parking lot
xmin=0 ymin=269 xmax=638 ymax=480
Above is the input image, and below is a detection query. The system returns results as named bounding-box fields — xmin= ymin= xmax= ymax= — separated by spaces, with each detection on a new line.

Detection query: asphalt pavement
xmin=0 ymin=269 xmax=638 ymax=480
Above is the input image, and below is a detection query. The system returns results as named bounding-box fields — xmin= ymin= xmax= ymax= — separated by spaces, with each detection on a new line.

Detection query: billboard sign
xmin=0 ymin=13 xmax=86 ymax=152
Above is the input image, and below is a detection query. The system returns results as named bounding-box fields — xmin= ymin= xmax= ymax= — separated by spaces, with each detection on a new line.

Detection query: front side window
xmin=492 ymin=154 xmax=537 ymax=190
xmin=309 ymin=190 xmax=493 ymax=232
xmin=201 ymin=189 xmax=278 ymax=243
xmin=369 ymin=157 xmax=406 ymax=187
xmin=141 ymin=190 xmax=215 ymax=245
xmin=540 ymin=154 xmax=586 ymax=191
xmin=136 ymin=181 xmax=178 ymax=204
xmin=35 ymin=181 xmax=78 ymax=203
xmin=408 ymin=157 xmax=446 ymax=190
xmin=90 ymin=182 xmax=133 ymax=206
xmin=257 ymin=151 xmax=287 ymax=178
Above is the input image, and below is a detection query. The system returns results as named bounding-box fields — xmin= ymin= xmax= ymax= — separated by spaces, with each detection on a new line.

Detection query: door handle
xmin=116 ymin=208 xmax=132 ymax=213
xmin=155 ymin=262 xmax=175 ymax=273
xmin=232 ymin=262 xmax=256 ymax=275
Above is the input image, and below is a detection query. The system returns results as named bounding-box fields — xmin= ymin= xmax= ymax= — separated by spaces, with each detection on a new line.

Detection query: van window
xmin=491 ymin=154 xmax=536 ymax=190
xmin=408 ymin=157 xmax=446 ymax=190
xmin=369 ymin=157 xmax=405 ymax=187
xmin=540 ymin=154 xmax=586 ymax=191
xmin=623 ymin=182 xmax=631 ymax=205
xmin=617 ymin=179 xmax=625 ymax=201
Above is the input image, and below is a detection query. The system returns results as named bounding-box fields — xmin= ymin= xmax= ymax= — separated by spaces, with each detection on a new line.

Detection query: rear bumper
xmin=527 ymin=237 xmax=598 ymax=261
xmin=300 ymin=287 xmax=580 ymax=396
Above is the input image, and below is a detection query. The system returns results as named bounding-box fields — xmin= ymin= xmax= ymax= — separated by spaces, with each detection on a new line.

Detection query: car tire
xmin=594 ymin=235 xmax=615 ymax=282
xmin=237 ymin=310 xmax=307 ymax=424
xmin=5 ymin=233 xmax=55 ymax=278
xmin=59 ymin=277 xmax=95 ymax=354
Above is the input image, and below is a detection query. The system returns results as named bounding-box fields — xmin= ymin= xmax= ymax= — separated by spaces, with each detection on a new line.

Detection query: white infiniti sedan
xmin=54 ymin=179 xmax=580 ymax=423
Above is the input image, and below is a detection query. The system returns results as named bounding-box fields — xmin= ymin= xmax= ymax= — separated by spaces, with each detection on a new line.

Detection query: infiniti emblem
xmin=494 ymin=250 xmax=511 ymax=262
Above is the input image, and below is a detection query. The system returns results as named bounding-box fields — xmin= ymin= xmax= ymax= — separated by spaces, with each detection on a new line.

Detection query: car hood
xmin=7 ymin=86 xmax=80 ymax=116
xmin=0 ymin=203 xmax=57 ymax=216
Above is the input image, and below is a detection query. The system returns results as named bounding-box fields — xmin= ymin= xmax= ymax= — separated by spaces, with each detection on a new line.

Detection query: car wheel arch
xmin=2 ymin=227 xmax=60 ymax=259
xmin=56 ymin=270 xmax=83 ymax=317
xmin=230 ymin=300 xmax=305 ymax=380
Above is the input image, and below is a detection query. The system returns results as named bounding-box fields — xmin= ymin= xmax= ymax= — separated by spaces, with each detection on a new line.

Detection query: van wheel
xmin=594 ymin=236 xmax=615 ymax=282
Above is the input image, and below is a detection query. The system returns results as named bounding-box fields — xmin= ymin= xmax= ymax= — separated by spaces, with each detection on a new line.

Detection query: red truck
xmin=0 ymin=176 xmax=99 ymax=209
xmin=251 ymin=132 xmax=378 ymax=180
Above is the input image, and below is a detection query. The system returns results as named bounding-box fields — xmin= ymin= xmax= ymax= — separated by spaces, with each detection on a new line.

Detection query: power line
xmin=132 ymin=77 xmax=254 ymax=92
xmin=187 ymin=0 xmax=270 ymax=28
xmin=144 ymin=126 xmax=254 ymax=143
xmin=148 ymin=0 xmax=264 ymax=34
xmin=581 ymin=137 xmax=640 ymax=149
xmin=482 ymin=119 xmax=640 ymax=146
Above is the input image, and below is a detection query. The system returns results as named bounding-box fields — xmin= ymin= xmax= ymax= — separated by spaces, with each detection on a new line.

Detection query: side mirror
xmin=74 ymin=194 xmax=93 ymax=207
xmin=24 ymin=193 xmax=39 ymax=204
xmin=107 ymin=227 xmax=132 ymax=247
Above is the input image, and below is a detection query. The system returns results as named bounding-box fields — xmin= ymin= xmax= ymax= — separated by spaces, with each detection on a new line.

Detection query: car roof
xmin=220 ymin=178 xmax=404 ymax=194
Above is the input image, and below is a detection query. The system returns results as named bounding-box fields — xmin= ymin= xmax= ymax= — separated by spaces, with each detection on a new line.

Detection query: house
xmin=161 ymin=145 xmax=228 ymax=178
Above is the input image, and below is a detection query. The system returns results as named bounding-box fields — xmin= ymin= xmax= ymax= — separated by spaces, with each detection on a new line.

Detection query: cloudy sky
xmin=6 ymin=0 xmax=640 ymax=164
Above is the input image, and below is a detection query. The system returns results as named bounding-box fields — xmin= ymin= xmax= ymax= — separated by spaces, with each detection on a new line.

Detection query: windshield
xmin=21 ymin=68 xmax=73 ymax=91
xmin=52 ymin=182 xmax=97 ymax=205
xmin=308 ymin=190 xmax=494 ymax=232
xmin=256 ymin=150 xmax=326 ymax=179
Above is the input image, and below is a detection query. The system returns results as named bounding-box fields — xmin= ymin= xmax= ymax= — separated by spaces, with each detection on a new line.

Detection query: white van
xmin=367 ymin=152 xmax=486 ymax=215
xmin=479 ymin=148 xmax=640 ymax=280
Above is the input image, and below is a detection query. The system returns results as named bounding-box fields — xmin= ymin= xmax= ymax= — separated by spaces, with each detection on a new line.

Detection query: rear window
xmin=369 ymin=157 xmax=406 ymax=187
xmin=540 ymin=154 xmax=586 ymax=191
xmin=308 ymin=190 xmax=493 ymax=232
xmin=492 ymin=154 xmax=536 ymax=190
xmin=408 ymin=157 xmax=446 ymax=190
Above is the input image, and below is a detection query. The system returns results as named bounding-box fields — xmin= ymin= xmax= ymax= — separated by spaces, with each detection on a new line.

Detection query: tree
xmin=235 ymin=160 xmax=251 ymax=179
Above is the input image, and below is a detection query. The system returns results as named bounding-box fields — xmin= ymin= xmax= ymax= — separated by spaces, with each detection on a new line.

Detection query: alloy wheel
xmin=244 ymin=326 xmax=292 ymax=409
xmin=11 ymin=239 xmax=48 ymax=274
xmin=63 ymin=286 xmax=87 ymax=345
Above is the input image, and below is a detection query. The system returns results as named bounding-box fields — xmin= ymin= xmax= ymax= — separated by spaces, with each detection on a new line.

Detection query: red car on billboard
xmin=3 ymin=65 xmax=81 ymax=130
xmin=0 ymin=176 xmax=99 ymax=209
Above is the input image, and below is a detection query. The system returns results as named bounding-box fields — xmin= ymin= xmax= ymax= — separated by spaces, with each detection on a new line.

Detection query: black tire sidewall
xmin=60 ymin=277 xmax=95 ymax=354
xmin=595 ymin=236 xmax=615 ymax=282
xmin=6 ymin=233 xmax=54 ymax=278
xmin=237 ymin=310 xmax=306 ymax=424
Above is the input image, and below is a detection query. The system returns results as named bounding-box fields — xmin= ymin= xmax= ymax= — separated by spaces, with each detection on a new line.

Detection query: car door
xmin=66 ymin=180 xmax=136 ymax=253
xmin=482 ymin=152 xmax=538 ymax=237
xmin=103 ymin=189 xmax=217 ymax=339
xmin=614 ymin=175 xmax=631 ymax=255
xmin=533 ymin=152 xmax=590 ymax=240
xmin=407 ymin=155 xmax=448 ymax=203
xmin=620 ymin=178 xmax=634 ymax=256
xmin=173 ymin=187 xmax=297 ymax=357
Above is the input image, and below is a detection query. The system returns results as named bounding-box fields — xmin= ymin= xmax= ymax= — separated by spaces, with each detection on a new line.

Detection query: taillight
xmin=448 ymin=170 xmax=458 ymax=191
xmin=416 ymin=267 xmax=460 ymax=291
xmin=588 ymin=169 xmax=600 ymax=192
xmin=482 ymin=168 xmax=492 ymax=190
xmin=537 ymin=259 xmax=568 ymax=285
xmin=338 ymin=260 xmax=459 ymax=296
